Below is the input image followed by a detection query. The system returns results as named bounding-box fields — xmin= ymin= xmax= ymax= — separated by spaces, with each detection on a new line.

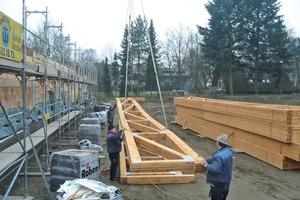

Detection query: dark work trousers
xmin=209 ymin=183 xmax=230 ymax=200
xmin=109 ymin=152 xmax=119 ymax=179
xmin=108 ymin=117 xmax=114 ymax=127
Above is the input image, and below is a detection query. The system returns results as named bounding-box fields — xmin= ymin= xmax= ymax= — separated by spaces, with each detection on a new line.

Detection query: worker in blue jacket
xmin=106 ymin=124 xmax=123 ymax=181
xmin=200 ymin=134 xmax=233 ymax=200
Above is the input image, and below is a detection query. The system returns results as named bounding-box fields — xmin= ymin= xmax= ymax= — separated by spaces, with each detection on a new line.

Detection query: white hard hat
xmin=217 ymin=134 xmax=228 ymax=145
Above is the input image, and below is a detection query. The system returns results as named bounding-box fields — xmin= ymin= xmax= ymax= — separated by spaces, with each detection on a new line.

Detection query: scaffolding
xmin=0 ymin=5 xmax=97 ymax=199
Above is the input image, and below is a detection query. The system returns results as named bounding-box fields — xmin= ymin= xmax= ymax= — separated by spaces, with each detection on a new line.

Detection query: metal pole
xmin=73 ymin=43 xmax=77 ymax=139
xmin=67 ymin=42 xmax=77 ymax=145
xmin=43 ymin=6 xmax=50 ymax=169
xmin=24 ymin=4 xmax=48 ymax=197
xmin=58 ymin=24 xmax=64 ymax=150
xmin=22 ymin=0 xmax=28 ymax=196
xmin=67 ymin=47 xmax=70 ymax=145
xmin=2 ymin=157 xmax=27 ymax=200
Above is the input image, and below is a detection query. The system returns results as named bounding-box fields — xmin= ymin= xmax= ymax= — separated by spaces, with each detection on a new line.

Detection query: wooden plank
xmin=175 ymin=113 xmax=300 ymax=168
xmin=271 ymin=123 xmax=292 ymax=142
xmin=119 ymin=142 xmax=127 ymax=184
xmin=128 ymin=171 xmax=181 ymax=176
xmin=291 ymin=127 xmax=300 ymax=143
xmin=174 ymin=97 xmax=299 ymax=124
xmin=122 ymin=129 xmax=142 ymax=165
xmin=164 ymin=129 xmax=200 ymax=158
xmin=291 ymin=110 xmax=300 ymax=126
xmin=123 ymin=104 xmax=135 ymax=112
xmin=282 ymin=143 xmax=300 ymax=161
xmin=138 ymin=147 xmax=161 ymax=157
xmin=177 ymin=114 xmax=300 ymax=161
xmin=127 ymin=121 xmax=162 ymax=133
xmin=131 ymin=99 xmax=166 ymax=131
xmin=125 ymin=112 xmax=146 ymax=121
xmin=117 ymin=99 xmax=142 ymax=167
xmin=134 ymin=135 xmax=186 ymax=159
xmin=141 ymin=156 xmax=164 ymax=160
xmin=0 ymin=110 xmax=81 ymax=174
xmin=125 ymin=173 xmax=195 ymax=185
xmin=0 ymin=152 xmax=23 ymax=171
xmin=119 ymin=97 xmax=145 ymax=102
xmin=175 ymin=103 xmax=291 ymax=143
xmin=130 ymin=159 xmax=194 ymax=172
xmin=136 ymin=132 xmax=165 ymax=141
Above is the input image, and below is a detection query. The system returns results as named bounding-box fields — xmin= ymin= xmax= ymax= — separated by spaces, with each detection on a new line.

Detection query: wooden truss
xmin=116 ymin=98 xmax=205 ymax=184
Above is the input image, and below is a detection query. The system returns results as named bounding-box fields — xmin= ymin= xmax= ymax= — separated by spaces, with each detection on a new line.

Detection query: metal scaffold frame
xmin=0 ymin=2 xmax=98 ymax=199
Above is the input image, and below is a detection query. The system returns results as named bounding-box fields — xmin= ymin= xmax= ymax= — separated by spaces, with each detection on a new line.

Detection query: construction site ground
xmin=3 ymin=94 xmax=300 ymax=200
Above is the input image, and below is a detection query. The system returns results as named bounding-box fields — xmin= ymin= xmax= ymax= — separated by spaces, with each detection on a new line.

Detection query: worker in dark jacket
xmin=200 ymin=134 xmax=233 ymax=200
xmin=107 ymin=104 xmax=116 ymax=126
xmin=106 ymin=124 xmax=123 ymax=181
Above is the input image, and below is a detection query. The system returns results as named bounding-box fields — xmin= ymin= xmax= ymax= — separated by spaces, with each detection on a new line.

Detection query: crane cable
xmin=140 ymin=0 xmax=168 ymax=128
xmin=125 ymin=0 xmax=134 ymax=99
xmin=124 ymin=0 xmax=168 ymax=128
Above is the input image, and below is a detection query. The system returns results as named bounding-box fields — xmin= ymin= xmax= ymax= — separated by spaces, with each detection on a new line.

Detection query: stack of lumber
xmin=116 ymin=98 xmax=205 ymax=185
xmin=174 ymin=96 xmax=300 ymax=170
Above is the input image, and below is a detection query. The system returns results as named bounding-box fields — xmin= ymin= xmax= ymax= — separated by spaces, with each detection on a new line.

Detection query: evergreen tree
xmin=131 ymin=15 xmax=148 ymax=95
xmin=118 ymin=25 xmax=130 ymax=97
xmin=102 ymin=57 xmax=112 ymax=97
xmin=242 ymin=0 xmax=291 ymax=93
xmin=111 ymin=53 xmax=120 ymax=93
xmin=145 ymin=19 xmax=161 ymax=95
xmin=198 ymin=0 xmax=244 ymax=94
xmin=199 ymin=0 xmax=291 ymax=94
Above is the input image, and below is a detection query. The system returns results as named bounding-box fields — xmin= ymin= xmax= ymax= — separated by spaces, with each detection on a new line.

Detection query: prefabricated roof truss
xmin=116 ymin=98 xmax=205 ymax=185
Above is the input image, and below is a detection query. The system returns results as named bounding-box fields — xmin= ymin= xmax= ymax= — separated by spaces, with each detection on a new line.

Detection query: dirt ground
xmin=4 ymin=94 xmax=300 ymax=200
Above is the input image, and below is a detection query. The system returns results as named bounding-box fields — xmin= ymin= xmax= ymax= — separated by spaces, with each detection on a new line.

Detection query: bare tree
xmin=186 ymin=31 xmax=213 ymax=91
xmin=162 ymin=24 xmax=190 ymax=90
xmin=80 ymin=48 xmax=99 ymax=89
xmin=25 ymin=19 xmax=72 ymax=64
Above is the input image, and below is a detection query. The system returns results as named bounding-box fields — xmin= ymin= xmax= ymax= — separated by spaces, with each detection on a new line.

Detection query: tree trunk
xmin=229 ymin=63 xmax=234 ymax=95
xmin=254 ymin=64 xmax=258 ymax=94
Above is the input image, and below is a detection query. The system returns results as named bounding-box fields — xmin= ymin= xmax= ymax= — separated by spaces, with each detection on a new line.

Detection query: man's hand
xmin=200 ymin=158 xmax=208 ymax=167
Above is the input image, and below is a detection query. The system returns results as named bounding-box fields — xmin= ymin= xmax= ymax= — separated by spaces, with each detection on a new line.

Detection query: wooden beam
xmin=141 ymin=156 xmax=164 ymax=160
xmin=133 ymin=135 xmax=186 ymax=159
xmin=130 ymin=159 xmax=194 ymax=172
xmin=138 ymin=147 xmax=161 ymax=157
xmin=123 ymin=104 xmax=135 ymax=112
xmin=127 ymin=121 xmax=161 ymax=132
xmin=136 ymin=132 xmax=165 ymax=141
xmin=124 ymin=173 xmax=195 ymax=184
xmin=117 ymin=99 xmax=141 ymax=166
xmin=119 ymin=142 xmax=127 ymax=184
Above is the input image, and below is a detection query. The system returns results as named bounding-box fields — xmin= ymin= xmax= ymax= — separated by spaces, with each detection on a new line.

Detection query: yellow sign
xmin=44 ymin=113 xmax=50 ymax=120
xmin=0 ymin=11 xmax=22 ymax=62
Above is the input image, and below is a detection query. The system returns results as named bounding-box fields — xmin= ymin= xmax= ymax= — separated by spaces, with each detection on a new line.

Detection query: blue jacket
xmin=106 ymin=130 xmax=122 ymax=153
xmin=206 ymin=146 xmax=232 ymax=185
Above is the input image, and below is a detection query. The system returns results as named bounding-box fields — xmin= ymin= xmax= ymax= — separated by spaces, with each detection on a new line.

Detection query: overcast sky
xmin=1 ymin=0 xmax=300 ymax=57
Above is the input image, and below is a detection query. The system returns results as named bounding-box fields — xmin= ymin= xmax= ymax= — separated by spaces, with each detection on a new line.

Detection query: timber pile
xmin=174 ymin=96 xmax=300 ymax=170
xmin=116 ymin=98 xmax=205 ymax=185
